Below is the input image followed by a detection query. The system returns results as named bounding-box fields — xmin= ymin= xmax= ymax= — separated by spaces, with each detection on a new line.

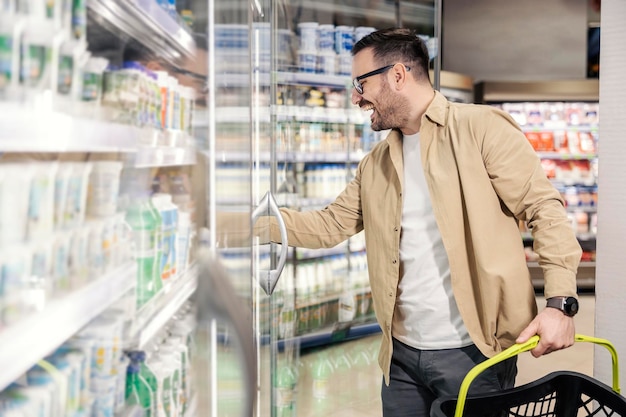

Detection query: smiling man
xmin=259 ymin=28 xmax=581 ymax=416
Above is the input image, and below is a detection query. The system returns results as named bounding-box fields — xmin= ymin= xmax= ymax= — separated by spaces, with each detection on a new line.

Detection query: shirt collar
xmin=423 ymin=90 xmax=448 ymax=127
xmin=386 ymin=90 xmax=448 ymax=144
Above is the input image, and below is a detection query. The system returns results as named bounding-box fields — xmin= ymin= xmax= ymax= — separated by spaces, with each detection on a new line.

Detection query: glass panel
xmin=204 ymin=1 xmax=438 ymax=416
xmin=209 ymin=1 xmax=254 ymax=417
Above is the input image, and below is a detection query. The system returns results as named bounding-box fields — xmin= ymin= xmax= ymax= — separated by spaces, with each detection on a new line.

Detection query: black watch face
xmin=565 ymin=297 xmax=579 ymax=316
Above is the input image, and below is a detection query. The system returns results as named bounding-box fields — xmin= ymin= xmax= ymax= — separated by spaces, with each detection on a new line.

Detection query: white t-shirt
xmin=392 ymin=132 xmax=472 ymax=349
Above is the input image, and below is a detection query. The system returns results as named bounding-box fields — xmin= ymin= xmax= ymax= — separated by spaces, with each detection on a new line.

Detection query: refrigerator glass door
xmin=203 ymin=1 xmax=439 ymax=416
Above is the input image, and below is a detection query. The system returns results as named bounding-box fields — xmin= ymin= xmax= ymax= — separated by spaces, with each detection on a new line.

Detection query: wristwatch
xmin=546 ymin=296 xmax=579 ymax=317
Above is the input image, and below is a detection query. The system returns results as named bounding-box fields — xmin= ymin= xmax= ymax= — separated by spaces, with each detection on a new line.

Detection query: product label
xmin=0 ymin=34 xmax=12 ymax=88
xmin=57 ymin=55 xmax=73 ymax=95
xmin=162 ymin=375 xmax=172 ymax=417
xmin=131 ymin=230 xmax=156 ymax=259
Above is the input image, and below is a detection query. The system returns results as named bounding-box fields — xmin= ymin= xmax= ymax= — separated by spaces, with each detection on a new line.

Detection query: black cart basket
xmin=431 ymin=334 xmax=626 ymax=417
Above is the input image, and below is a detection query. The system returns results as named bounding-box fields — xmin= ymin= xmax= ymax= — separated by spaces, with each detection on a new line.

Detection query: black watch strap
xmin=546 ymin=296 xmax=579 ymax=317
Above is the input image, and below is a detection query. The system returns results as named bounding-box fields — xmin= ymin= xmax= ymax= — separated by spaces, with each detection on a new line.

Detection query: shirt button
xmin=388 ymin=291 xmax=393 ymax=297
xmin=394 ymin=227 xmax=398 ymax=232
xmin=392 ymin=259 xmax=397 ymax=264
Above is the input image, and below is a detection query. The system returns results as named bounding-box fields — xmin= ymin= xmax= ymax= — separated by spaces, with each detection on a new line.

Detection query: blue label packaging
xmin=334 ymin=25 xmax=354 ymax=55
xmin=298 ymin=51 xmax=317 ymax=73
xmin=337 ymin=54 xmax=352 ymax=76
xmin=317 ymin=24 xmax=335 ymax=52
xmin=317 ymin=51 xmax=336 ymax=75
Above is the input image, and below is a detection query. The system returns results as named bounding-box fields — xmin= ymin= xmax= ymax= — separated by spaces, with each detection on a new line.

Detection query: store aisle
xmin=295 ymin=294 xmax=596 ymax=417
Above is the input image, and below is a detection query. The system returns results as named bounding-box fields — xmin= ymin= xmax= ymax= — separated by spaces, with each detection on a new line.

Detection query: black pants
xmin=382 ymin=338 xmax=517 ymax=417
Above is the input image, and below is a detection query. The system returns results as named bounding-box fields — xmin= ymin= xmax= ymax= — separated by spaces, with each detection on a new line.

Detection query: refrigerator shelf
xmin=130 ymin=264 xmax=198 ymax=349
xmin=217 ymin=72 xmax=350 ymax=89
xmin=213 ymin=150 xmax=363 ymax=163
xmin=0 ymin=262 xmax=136 ymax=391
xmin=87 ymin=0 xmax=195 ymax=65
xmin=273 ymin=321 xmax=382 ymax=351
xmin=213 ymin=105 xmax=365 ymax=124
xmin=0 ymin=102 xmax=195 ymax=167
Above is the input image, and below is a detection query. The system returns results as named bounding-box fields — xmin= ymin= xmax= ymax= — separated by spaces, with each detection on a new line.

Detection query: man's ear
xmin=393 ymin=64 xmax=409 ymax=90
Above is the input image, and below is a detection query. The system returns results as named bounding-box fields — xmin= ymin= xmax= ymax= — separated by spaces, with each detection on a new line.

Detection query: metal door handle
xmin=251 ymin=191 xmax=288 ymax=295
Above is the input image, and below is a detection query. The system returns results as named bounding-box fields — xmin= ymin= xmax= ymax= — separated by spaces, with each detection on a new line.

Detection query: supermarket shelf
xmin=0 ymin=263 xmax=136 ymax=391
xmin=284 ymin=321 xmax=381 ymax=350
xmin=537 ymin=151 xmax=597 ymax=160
xmin=475 ymin=80 xmax=599 ymax=103
xmin=127 ymin=145 xmax=197 ymax=168
xmin=0 ymin=102 xmax=139 ymax=152
xmin=214 ymin=105 xmax=365 ymax=124
xmin=295 ymin=244 xmax=349 ymax=260
xmin=132 ymin=264 xmax=198 ymax=349
xmin=88 ymin=0 xmax=195 ymax=64
xmin=522 ymin=232 xmax=596 ymax=242
xmin=218 ymin=72 xmax=351 ymax=89
xmin=253 ymin=321 xmax=381 ymax=350
xmin=529 ymin=261 xmax=596 ymax=291
xmin=522 ymin=125 xmax=598 ymax=132
xmin=0 ymin=103 xmax=195 ymax=167
xmin=214 ymin=150 xmax=363 ymax=163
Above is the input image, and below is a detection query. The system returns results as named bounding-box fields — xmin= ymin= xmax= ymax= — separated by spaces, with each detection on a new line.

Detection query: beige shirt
xmin=268 ymin=91 xmax=581 ymax=385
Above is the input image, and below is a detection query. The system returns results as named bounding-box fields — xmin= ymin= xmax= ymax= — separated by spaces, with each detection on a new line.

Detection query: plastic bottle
xmin=125 ymin=195 xmax=162 ymax=309
xmin=151 ymin=193 xmax=178 ymax=284
xmin=159 ymin=344 xmax=181 ymax=417
xmin=331 ymin=348 xmax=353 ymax=404
xmin=273 ymin=360 xmax=297 ymax=417
xmin=163 ymin=336 xmax=189 ymax=416
xmin=310 ymin=352 xmax=333 ymax=414
xmin=278 ymin=273 xmax=296 ymax=340
xmin=139 ymin=349 xmax=160 ymax=417
xmin=175 ymin=210 xmax=191 ymax=276
xmin=151 ymin=357 xmax=173 ymax=417
xmin=126 ymin=352 xmax=155 ymax=417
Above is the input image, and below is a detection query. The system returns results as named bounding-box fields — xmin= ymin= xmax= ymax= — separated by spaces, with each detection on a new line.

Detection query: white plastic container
xmin=90 ymin=375 xmax=117 ymax=417
xmin=334 ymin=25 xmax=354 ymax=55
xmin=0 ymin=245 xmax=30 ymax=326
xmin=152 ymin=193 xmax=179 ymax=283
xmin=0 ymin=163 xmax=32 ymax=247
xmin=27 ymin=162 xmax=58 ymax=241
xmin=317 ymin=51 xmax=336 ymax=75
xmin=337 ymin=54 xmax=352 ymax=76
xmin=68 ymin=226 xmax=90 ymax=285
xmin=298 ymin=50 xmax=317 ymax=73
xmin=298 ymin=22 xmax=318 ymax=52
xmin=175 ymin=210 xmax=191 ymax=276
xmin=76 ymin=316 xmax=118 ymax=377
xmin=317 ymin=24 xmax=335 ymax=51
xmin=54 ymin=163 xmax=73 ymax=230
xmin=64 ymin=162 xmax=92 ymax=228
xmin=86 ymin=161 xmax=123 ymax=218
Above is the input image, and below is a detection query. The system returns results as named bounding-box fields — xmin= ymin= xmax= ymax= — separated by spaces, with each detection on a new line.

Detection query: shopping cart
xmin=431 ymin=334 xmax=626 ymax=417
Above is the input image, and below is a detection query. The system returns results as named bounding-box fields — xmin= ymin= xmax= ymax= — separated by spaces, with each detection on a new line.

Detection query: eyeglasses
xmin=352 ymin=64 xmax=411 ymax=94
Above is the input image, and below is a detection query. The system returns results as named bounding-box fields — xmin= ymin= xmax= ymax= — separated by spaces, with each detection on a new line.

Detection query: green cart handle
xmin=452 ymin=334 xmax=621 ymax=417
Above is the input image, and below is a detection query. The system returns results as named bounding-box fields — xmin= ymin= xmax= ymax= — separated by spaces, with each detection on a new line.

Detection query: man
xmin=261 ymin=28 xmax=581 ymax=416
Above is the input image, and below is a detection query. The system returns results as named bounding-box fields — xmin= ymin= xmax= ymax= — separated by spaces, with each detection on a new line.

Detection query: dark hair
xmin=352 ymin=28 xmax=430 ymax=83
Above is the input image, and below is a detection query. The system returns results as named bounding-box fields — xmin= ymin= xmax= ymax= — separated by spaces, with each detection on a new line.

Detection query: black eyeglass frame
xmin=352 ymin=63 xmax=411 ymax=94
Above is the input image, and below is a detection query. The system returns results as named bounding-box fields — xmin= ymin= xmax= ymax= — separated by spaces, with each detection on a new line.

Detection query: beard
xmin=367 ymin=80 xmax=412 ymax=131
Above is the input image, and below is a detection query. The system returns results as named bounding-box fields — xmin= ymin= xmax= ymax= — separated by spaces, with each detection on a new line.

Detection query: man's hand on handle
xmin=515 ymin=307 xmax=576 ymax=357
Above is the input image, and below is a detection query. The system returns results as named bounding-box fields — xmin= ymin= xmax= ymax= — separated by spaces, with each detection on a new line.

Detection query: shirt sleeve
xmin=479 ymin=107 xmax=581 ymax=298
